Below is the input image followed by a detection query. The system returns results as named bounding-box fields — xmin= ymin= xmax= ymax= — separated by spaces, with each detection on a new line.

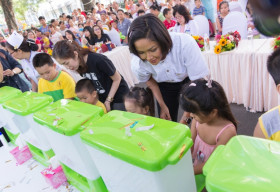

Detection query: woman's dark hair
xmin=83 ymin=26 xmax=95 ymax=39
xmin=65 ymin=30 xmax=78 ymax=41
xmin=219 ymin=1 xmax=229 ymax=11
xmin=124 ymin=87 xmax=155 ymax=116
xmin=6 ymin=38 xmax=38 ymax=53
xmin=173 ymin=5 xmax=192 ymax=25
xmin=92 ymin=25 xmax=105 ymax=38
xmin=128 ymin=14 xmax=172 ymax=60
xmin=52 ymin=40 xmax=91 ymax=74
xmin=180 ymin=79 xmax=237 ymax=128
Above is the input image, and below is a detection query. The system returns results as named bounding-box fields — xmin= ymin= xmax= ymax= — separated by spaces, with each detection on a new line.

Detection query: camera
xmin=250 ymin=0 xmax=280 ymax=36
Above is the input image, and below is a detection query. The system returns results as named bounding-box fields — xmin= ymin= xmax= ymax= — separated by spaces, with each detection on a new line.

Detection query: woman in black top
xmin=83 ymin=26 xmax=95 ymax=45
xmin=52 ymin=40 xmax=129 ymax=112
xmin=93 ymin=25 xmax=111 ymax=44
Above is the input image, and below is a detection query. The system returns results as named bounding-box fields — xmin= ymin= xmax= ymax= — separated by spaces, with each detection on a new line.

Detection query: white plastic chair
xmin=107 ymin=28 xmax=121 ymax=46
xmin=229 ymin=2 xmax=243 ymax=13
xmin=238 ymin=0 xmax=248 ymax=12
xmin=193 ymin=15 xmax=209 ymax=36
xmin=222 ymin=11 xmax=247 ymax=39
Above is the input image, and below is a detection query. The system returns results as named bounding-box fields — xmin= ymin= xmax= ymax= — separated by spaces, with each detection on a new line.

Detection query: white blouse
xmin=173 ymin=20 xmax=199 ymax=35
xmin=131 ymin=32 xmax=209 ymax=83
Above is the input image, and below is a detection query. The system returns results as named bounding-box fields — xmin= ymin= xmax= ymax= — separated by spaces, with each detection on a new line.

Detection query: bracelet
xmin=106 ymin=96 xmax=114 ymax=103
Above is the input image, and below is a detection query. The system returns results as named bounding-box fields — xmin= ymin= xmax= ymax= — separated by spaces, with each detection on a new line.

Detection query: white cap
xmin=7 ymin=31 xmax=24 ymax=49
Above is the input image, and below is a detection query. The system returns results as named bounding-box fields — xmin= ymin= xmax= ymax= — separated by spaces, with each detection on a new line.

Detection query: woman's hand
xmin=3 ymin=69 xmax=14 ymax=76
xmin=159 ymin=104 xmax=171 ymax=120
xmin=104 ymin=100 xmax=111 ymax=112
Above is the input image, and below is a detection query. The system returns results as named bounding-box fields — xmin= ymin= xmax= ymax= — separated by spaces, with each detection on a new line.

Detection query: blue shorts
xmin=205 ymin=8 xmax=215 ymax=23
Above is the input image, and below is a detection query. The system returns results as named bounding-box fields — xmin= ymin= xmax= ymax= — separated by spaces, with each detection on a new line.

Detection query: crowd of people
xmin=0 ymin=0 xmax=278 ymax=176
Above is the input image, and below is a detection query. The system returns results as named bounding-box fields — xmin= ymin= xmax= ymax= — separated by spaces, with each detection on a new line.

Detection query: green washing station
xmin=203 ymin=135 xmax=280 ymax=192
xmin=3 ymin=91 xmax=54 ymax=166
xmin=80 ymin=110 xmax=196 ymax=192
xmin=33 ymin=99 xmax=108 ymax=192
xmin=0 ymin=86 xmax=22 ymax=145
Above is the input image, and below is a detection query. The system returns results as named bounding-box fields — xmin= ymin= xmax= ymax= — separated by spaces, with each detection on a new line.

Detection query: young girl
xmin=124 ymin=87 xmax=155 ymax=116
xmin=216 ymin=1 xmax=230 ymax=35
xmin=180 ymin=78 xmax=237 ymax=175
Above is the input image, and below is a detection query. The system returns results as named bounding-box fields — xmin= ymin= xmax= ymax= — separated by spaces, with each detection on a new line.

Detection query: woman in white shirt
xmin=173 ymin=4 xmax=199 ymax=35
xmin=128 ymin=14 xmax=208 ymax=121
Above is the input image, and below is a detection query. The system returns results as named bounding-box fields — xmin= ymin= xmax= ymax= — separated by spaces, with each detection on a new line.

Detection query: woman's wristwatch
xmin=12 ymin=69 xmax=17 ymax=75
xmin=106 ymin=96 xmax=114 ymax=103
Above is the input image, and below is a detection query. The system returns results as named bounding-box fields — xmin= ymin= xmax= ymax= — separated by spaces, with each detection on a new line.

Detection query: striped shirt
xmin=193 ymin=6 xmax=205 ymax=16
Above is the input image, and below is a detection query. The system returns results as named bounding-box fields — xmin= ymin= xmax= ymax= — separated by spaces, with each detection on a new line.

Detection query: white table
xmin=0 ymin=146 xmax=78 ymax=192
xmin=202 ymin=39 xmax=279 ymax=112
xmin=104 ymin=46 xmax=139 ymax=88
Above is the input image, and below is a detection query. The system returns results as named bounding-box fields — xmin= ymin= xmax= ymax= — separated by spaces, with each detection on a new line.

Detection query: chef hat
xmin=7 ymin=31 xmax=24 ymax=50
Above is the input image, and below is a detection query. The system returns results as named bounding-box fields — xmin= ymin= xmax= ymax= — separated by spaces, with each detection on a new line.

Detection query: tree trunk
xmin=81 ymin=0 xmax=95 ymax=12
xmin=0 ymin=0 xmax=18 ymax=34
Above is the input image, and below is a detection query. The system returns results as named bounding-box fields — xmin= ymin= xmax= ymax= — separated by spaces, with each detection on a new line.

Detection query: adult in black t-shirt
xmin=53 ymin=40 xmax=129 ymax=112
xmin=93 ymin=25 xmax=111 ymax=45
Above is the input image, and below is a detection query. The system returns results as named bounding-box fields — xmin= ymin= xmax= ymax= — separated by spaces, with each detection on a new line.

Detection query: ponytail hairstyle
xmin=180 ymin=79 xmax=237 ymax=128
xmin=6 ymin=38 xmax=39 ymax=53
xmin=52 ymin=40 xmax=91 ymax=74
xmin=124 ymin=87 xmax=155 ymax=116
xmin=150 ymin=1 xmax=161 ymax=11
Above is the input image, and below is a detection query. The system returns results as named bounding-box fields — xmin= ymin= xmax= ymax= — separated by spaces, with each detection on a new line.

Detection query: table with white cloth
xmin=103 ymin=46 xmax=139 ymax=88
xmin=202 ymin=38 xmax=279 ymax=112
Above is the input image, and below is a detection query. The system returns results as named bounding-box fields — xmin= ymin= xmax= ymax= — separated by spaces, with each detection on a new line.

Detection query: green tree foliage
xmin=13 ymin=0 xmax=45 ymax=20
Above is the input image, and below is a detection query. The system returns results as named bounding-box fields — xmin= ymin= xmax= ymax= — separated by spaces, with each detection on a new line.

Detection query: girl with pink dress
xmin=180 ymin=78 xmax=237 ymax=174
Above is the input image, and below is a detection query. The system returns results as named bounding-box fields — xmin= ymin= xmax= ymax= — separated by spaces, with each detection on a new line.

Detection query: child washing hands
xmin=124 ymin=87 xmax=155 ymax=116
xmin=180 ymin=78 xmax=237 ymax=175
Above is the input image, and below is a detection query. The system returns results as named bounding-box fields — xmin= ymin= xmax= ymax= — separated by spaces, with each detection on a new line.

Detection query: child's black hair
xmin=75 ymin=79 xmax=96 ymax=94
xmin=180 ymin=79 xmax=237 ymax=128
xmin=267 ymin=48 xmax=280 ymax=86
xmin=219 ymin=1 xmax=229 ymax=11
xmin=124 ymin=87 xmax=155 ymax=116
xmin=163 ymin=8 xmax=170 ymax=17
xmin=33 ymin=53 xmax=54 ymax=68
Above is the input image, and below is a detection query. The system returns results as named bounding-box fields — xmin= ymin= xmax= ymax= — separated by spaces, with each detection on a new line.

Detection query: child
xmin=254 ymin=49 xmax=280 ymax=141
xmin=41 ymin=32 xmax=52 ymax=54
xmin=49 ymin=24 xmax=63 ymax=46
xmin=180 ymin=78 xmax=237 ymax=175
xmin=193 ymin=0 xmax=205 ymax=16
xmin=75 ymin=79 xmax=107 ymax=114
xmin=163 ymin=8 xmax=176 ymax=30
xmin=33 ymin=53 xmax=76 ymax=102
xmin=216 ymin=1 xmax=230 ymax=35
xmin=124 ymin=87 xmax=155 ymax=116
